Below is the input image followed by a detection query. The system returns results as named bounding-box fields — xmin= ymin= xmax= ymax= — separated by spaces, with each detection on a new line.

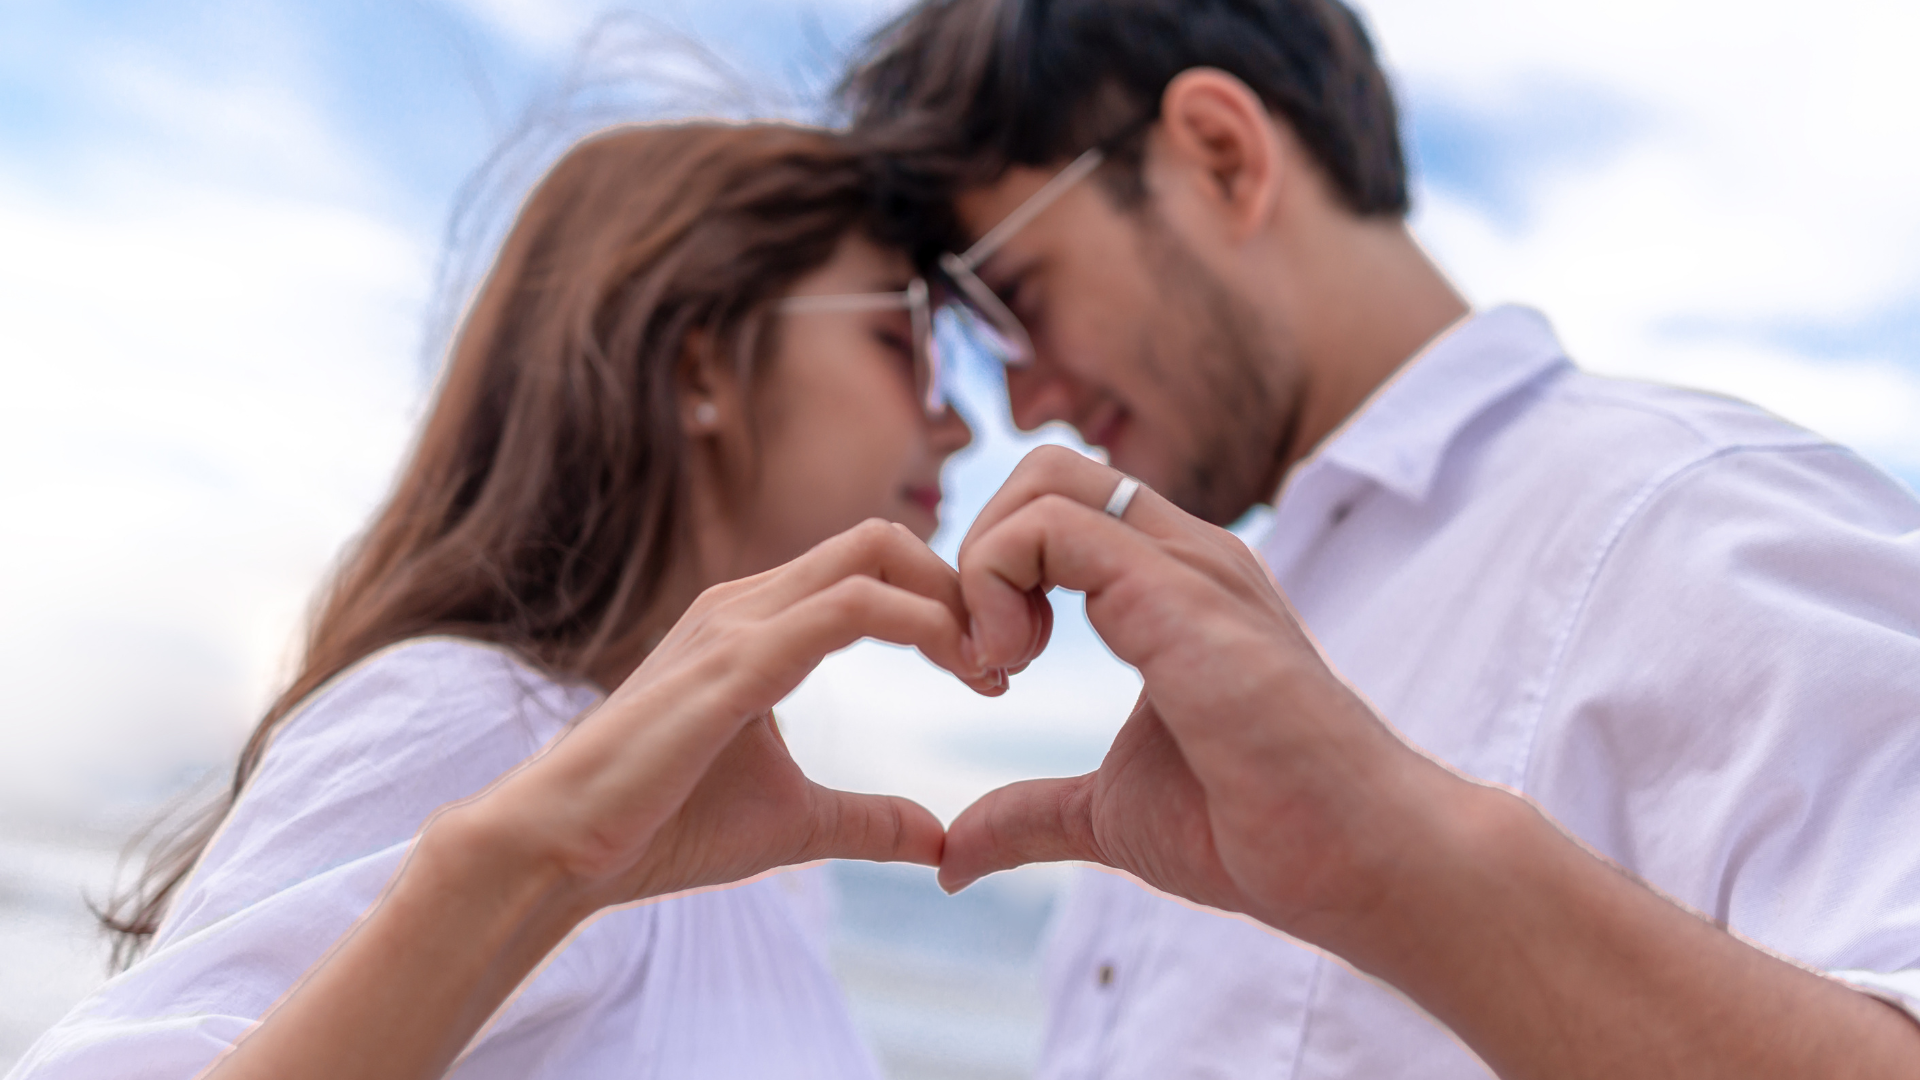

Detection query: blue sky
xmin=2 ymin=0 xmax=1917 ymax=828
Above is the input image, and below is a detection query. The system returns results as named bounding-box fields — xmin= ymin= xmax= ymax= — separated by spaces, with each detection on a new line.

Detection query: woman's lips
xmin=905 ymin=484 xmax=942 ymax=515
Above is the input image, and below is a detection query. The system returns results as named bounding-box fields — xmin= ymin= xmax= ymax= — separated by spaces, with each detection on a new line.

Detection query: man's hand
xmin=944 ymin=446 xmax=1920 ymax=1080
xmin=943 ymin=445 xmax=1439 ymax=943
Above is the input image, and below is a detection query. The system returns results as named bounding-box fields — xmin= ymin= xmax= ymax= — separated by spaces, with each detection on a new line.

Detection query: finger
xmin=763 ymin=575 xmax=1005 ymax=695
xmin=958 ymin=446 xmax=1191 ymax=560
xmin=1003 ymin=587 xmax=1055 ymax=674
xmin=794 ymin=784 xmax=945 ymax=867
xmin=596 ymin=578 xmax=997 ymax=823
xmin=744 ymin=519 xmax=967 ymax=624
xmin=938 ymin=775 xmax=1099 ymax=893
xmin=612 ymin=577 xmax=996 ymax=784
xmin=960 ymin=494 xmax=1175 ymax=668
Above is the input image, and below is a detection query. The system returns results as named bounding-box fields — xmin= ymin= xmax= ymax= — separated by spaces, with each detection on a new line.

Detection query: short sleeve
xmin=1833 ymin=970 xmax=1920 ymax=1025
xmin=160 ymin=637 xmax=595 ymax=945
xmin=6 ymin=639 xmax=601 ymax=1080
xmin=1526 ymin=446 xmax=1920 ymax=979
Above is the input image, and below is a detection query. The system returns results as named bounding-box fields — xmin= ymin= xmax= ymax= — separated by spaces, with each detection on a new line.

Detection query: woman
xmin=12 ymin=122 xmax=1002 ymax=1079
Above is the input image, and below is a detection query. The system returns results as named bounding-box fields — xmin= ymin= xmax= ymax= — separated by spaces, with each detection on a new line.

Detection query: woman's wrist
xmin=413 ymin=799 xmax=605 ymax=963
xmin=205 ymin=800 xmax=603 ymax=1080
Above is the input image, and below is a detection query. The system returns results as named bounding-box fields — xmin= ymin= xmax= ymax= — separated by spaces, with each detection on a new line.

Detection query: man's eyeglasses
xmin=776 ymin=147 xmax=1107 ymax=417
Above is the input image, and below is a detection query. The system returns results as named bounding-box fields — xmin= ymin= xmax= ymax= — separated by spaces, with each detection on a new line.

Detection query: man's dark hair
xmin=841 ymin=0 xmax=1409 ymax=252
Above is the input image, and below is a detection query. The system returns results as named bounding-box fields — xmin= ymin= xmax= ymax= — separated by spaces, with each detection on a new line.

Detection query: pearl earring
xmin=692 ymin=401 xmax=718 ymax=427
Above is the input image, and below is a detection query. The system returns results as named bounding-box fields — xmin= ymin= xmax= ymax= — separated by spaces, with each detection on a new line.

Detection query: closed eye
xmin=873 ymin=326 xmax=914 ymax=359
xmin=987 ymin=271 xmax=1036 ymax=328
xmin=995 ymin=276 xmax=1023 ymax=310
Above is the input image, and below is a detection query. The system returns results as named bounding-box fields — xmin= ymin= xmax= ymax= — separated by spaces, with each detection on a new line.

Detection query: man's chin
xmin=1100 ymin=445 xmax=1148 ymax=484
xmin=1107 ymin=440 xmax=1258 ymax=526
xmin=1148 ymin=461 xmax=1267 ymax=527
xmin=1107 ymin=452 xmax=1182 ymax=510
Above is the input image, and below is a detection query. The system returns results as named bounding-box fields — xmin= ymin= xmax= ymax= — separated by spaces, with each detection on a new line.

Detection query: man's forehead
xmin=951 ymin=163 xmax=1077 ymax=245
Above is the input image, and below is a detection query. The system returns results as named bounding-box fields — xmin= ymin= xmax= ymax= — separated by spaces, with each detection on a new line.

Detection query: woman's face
xmin=728 ymin=233 xmax=973 ymax=569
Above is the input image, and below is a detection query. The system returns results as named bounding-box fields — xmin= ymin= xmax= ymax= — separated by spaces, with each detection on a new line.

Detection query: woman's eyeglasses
xmin=777 ymin=278 xmax=941 ymax=414
xmin=776 ymin=147 xmax=1107 ymax=418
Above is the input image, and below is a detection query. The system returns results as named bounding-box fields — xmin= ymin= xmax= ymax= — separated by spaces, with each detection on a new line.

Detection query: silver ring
xmin=1104 ymin=476 xmax=1141 ymax=520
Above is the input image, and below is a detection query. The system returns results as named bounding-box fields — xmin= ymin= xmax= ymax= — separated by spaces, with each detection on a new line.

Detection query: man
xmin=843 ymin=0 xmax=1920 ymax=1076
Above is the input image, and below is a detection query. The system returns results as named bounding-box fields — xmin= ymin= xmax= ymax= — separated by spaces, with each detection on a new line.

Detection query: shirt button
xmin=1097 ymin=963 xmax=1115 ymax=988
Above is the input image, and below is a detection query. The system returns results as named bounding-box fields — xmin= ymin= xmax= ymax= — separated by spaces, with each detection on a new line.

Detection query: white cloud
xmin=91 ymin=59 xmax=381 ymax=203
xmin=0 ymin=161 xmax=428 ymax=826
xmin=440 ymin=0 xmax=908 ymax=62
xmin=0 ymin=12 xmax=447 ymax=828
xmin=1418 ymin=178 xmax=1920 ymax=478
xmin=442 ymin=0 xmax=605 ymax=55
xmin=1366 ymin=0 xmax=1920 ymax=482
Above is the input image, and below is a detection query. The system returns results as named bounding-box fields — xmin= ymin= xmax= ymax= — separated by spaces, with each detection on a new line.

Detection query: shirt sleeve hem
xmin=1830 ymin=968 xmax=1920 ymax=1024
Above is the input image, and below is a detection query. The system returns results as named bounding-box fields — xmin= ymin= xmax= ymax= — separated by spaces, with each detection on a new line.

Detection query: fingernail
xmin=988 ymin=667 xmax=1008 ymax=692
xmin=960 ymin=634 xmax=980 ymax=675
xmin=969 ymin=616 xmax=989 ymax=668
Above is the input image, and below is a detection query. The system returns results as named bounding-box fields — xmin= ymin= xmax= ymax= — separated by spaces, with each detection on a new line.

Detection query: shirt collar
xmin=1283 ymin=305 xmax=1571 ymax=506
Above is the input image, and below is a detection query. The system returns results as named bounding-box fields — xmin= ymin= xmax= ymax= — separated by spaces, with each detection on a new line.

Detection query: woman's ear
xmin=677 ymin=328 xmax=734 ymax=437
xmin=1155 ymin=68 xmax=1286 ymax=241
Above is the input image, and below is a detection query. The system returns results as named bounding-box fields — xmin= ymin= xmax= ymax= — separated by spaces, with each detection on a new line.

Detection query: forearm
xmin=204 ymin=809 xmax=588 ymax=1080
xmin=1340 ymin=774 xmax=1920 ymax=1079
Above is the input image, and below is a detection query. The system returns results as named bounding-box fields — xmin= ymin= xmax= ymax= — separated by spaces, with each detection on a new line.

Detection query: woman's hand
xmin=462 ymin=517 xmax=998 ymax=911
xmin=207 ymin=519 xmax=993 ymax=1080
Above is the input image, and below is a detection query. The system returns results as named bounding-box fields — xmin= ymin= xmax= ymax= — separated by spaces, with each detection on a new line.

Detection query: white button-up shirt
xmin=1038 ymin=306 xmax=1920 ymax=1078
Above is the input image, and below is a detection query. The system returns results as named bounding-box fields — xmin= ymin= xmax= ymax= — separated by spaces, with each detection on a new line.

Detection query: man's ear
xmin=1155 ymin=68 xmax=1286 ymax=241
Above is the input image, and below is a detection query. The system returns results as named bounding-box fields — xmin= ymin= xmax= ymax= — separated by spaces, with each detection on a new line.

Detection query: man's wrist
xmin=1332 ymin=773 xmax=1534 ymax=981
xmin=1259 ymin=701 xmax=1525 ymax=982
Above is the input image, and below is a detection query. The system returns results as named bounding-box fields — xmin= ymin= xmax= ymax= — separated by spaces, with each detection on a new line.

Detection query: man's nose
xmin=929 ymin=403 xmax=973 ymax=456
xmin=1004 ymin=363 xmax=1081 ymax=433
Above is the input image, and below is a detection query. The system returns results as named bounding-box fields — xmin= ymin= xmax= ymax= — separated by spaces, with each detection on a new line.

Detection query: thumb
xmin=795 ymin=784 xmax=946 ymax=868
xmin=938 ymin=775 xmax=1099 ymax=893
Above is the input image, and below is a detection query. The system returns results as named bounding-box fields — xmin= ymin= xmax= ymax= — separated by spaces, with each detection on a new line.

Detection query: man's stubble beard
xmin=1129 ymin=216 xmax=1300 ymax=527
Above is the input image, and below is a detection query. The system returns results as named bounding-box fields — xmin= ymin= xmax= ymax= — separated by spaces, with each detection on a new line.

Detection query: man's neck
xmin=1273 ymin=218 xmax=1470 ymax=476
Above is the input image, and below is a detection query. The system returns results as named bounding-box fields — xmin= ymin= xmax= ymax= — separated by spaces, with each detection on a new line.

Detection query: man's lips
xmin=1083 ymin=403 xmax=1129 ymax=456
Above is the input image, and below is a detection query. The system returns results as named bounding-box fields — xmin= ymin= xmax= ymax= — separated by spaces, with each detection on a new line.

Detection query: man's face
xmin=953 ymin=164 xmax=1300 ymax=526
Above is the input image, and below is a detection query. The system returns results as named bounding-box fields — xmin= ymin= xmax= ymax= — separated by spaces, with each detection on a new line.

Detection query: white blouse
xmin=7 ymin=638 xmax=884 ymax=1080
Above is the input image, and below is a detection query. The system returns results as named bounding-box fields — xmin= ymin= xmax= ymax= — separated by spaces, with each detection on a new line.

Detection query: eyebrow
xmin=854 ymin=276 xmax=914 ymax=295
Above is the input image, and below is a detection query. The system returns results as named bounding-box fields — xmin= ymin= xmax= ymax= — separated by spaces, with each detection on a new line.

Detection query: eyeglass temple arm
xmin=776 ymin=293 xmax=914 ymax=314
xmin=772 ymin=282 xmax=945 ymax=413
xmin=954 ymin=148 xmax=1107 ymax=271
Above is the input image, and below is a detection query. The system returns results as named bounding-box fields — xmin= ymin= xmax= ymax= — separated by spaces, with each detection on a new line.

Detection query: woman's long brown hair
xmin=99 ymin=122 xmax=888 ymax=967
